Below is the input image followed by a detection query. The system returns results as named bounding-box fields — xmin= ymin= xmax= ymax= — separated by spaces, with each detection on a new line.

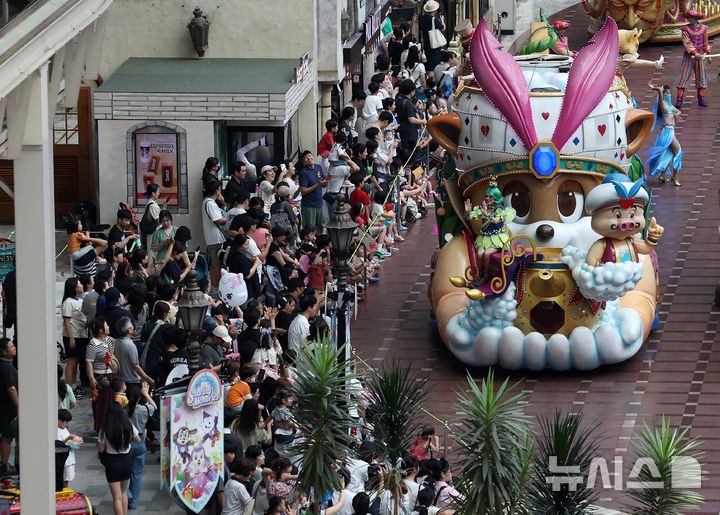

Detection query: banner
xmin=135 ymin=133 xmax=179 ymax=206
xmin=169 ymin=370 xmax=224 ymax=513
xmin=160 ymin=396 xmax=171 ymax=489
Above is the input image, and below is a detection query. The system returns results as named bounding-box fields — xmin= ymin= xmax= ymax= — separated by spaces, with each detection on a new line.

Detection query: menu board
xmin=135 ymin=133 xmax=179 ymax=205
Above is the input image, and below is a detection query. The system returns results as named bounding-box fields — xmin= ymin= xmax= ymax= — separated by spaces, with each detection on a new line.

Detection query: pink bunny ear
xmin=552 ymin=18 xmax=619 ymax=150
xmin=299 ymin=255 xmax=310 ymax=274
xmin=469 ymin=20 xmax=538 ymax=150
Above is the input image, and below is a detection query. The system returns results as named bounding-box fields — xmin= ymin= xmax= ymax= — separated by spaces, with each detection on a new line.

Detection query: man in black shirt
xmin=107 ymin=208 xmax=139 ymax=253
xmin=0 ymin=338 xmax=18 ymax=472
xmin=104 ymin=287 xmax=136 ymax=339
xmin=395 ymin=79 xmax=426 ymax=164
xmin=223 ymin=161 xmax=250 ymax=208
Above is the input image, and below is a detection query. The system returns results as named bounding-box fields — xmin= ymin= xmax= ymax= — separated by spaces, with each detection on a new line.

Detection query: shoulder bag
xmin=428 ymin=17 xmax=447 ymax=50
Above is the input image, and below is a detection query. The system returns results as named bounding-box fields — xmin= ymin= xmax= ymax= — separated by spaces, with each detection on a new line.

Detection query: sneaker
xmin=394 ymin=235 xmax=405 ymax=242
xmin=387 ymin=235 xmax=394 ymax=244
xmin=390 ymin=246 xmax=400 ymax=251
xmin=398 ymin=225 xmax=408 ymax=231
xmin=374 ymin=252 xmax=386 ymax=260
xmin=74 ymin=387 xmax=85 ymax=398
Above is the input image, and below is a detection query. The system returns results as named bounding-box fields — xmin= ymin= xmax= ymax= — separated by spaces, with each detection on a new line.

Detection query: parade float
xmin=581 ymin=0 xmax=720 ymax=43
xmin=428 ymin=18 xmax=665 ymax=371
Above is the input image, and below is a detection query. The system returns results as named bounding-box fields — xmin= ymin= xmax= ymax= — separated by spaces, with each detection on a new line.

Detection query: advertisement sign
xmin=169 ymin=370 xmax=224 ymax=513
xmin=135 ymin=133 xmax=179 ymax=206
xmin=0 ymin=239 xmax=15 ymax=282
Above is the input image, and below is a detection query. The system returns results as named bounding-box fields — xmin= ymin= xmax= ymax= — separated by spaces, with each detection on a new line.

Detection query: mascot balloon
xmin=428 ymin=18 xmax=663 ymax=370
xmin=218 ymin=269 xmax=248 ymax=308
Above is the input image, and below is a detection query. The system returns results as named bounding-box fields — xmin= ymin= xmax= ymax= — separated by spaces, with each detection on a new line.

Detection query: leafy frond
xmin=291 ymin=338 xmax=359 ymax=506
xmin=625 ymin=416 xmax=705 ymax=514
xmin=527 ymin=410 xmax=601 ymax=514
xmin=452 ymin=368 xmax=533 ymax=514
xmin=365 ymin=360 xmax=429 ymax=465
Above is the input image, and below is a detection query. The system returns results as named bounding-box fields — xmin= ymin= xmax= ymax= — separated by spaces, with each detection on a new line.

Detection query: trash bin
xmin=55 ymin=441 xmax=70 ymax=492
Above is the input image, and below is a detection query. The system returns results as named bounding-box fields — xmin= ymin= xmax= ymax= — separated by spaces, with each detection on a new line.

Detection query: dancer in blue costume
xmin=646 ymin=82 xmax=684 ymax=186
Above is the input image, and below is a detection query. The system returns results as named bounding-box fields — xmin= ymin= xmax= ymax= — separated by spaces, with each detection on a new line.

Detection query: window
xmin=227 ymin=127 xmax=284 ymax=179
xmin=53 ymin=110 xmax=79 ymax=145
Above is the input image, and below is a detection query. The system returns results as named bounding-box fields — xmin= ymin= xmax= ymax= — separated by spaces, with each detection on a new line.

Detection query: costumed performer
xmin=676 ymin=9 xmax=711 ymax=107
xmin=647 ymin=82 xmax=684 ymax=186
xmin=550 ymin=21 xmax=577 ymax=57
xmin=614 ymin=28 xmax=664 ymax=106
xmin=463 ymin=179 xmax=515 ymax=281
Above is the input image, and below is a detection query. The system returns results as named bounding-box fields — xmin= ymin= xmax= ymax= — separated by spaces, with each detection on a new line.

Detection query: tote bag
xmin=428 ymin=17 xmax=447 ymax=49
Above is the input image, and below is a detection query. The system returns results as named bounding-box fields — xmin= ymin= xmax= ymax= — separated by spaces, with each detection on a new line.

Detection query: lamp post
xmin=187 ymin=6 xmax=210 ymax=57
xmin=326 ymin=194 xmax=358 ymax=358
xmin=177 ymin=270 xmax=213 ymax=375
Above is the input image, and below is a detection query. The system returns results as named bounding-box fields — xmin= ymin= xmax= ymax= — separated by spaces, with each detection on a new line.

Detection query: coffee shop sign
xmin=293 ymin=53 xmax=311 ymax=84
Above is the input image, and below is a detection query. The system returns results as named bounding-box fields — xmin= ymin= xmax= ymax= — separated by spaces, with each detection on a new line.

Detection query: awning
xmin=95 ymin=57 xmax=314 ymax=124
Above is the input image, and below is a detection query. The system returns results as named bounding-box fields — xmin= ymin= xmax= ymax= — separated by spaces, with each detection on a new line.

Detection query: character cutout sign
xmin=169 ymin=370 xmax=224 ymax=513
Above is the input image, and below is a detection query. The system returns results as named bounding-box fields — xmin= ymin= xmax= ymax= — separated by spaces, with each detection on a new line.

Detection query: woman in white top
xmin=98 ymin=401 xmax=141 ymax=515
xmin=85 ymin=316 xmax=115 ymax=432
xmin=406 ymin=46 xmax=427 ymax=90
xmin=366 ymin=127 xmax=398 ymax=177
xmin=327 ymin=131 xmax=360 ymax=196
xmin=258 ymin=165 xmax=278 ymax=213
xmin=62 ymin=277 xmax=88 ymax=396
xmin=126 ymin=381 xmax=157 ymax=510
xmin=410 ymin=487 xmax=455 ymax=515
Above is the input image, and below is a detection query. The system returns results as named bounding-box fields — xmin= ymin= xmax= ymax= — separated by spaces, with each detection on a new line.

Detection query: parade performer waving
xmin=464 ymin=179 xmax=516 ymax=282
xmin=676 ymin=9 xmax=711 ymax=107
xmin=647 ymin=82 xmax=684 ymax=186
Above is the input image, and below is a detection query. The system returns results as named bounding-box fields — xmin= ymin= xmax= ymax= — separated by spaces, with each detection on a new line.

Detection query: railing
xmin=0 ymin=0 xmax=40 ymax=30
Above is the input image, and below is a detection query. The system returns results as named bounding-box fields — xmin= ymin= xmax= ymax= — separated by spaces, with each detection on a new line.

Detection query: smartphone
xmin=265 ymin=233 xmax=271 ymax=239
xmin=194 ymin=246 xmax=201 ymax=254
xmin=267 ymin=297 xmax=275 ymax=307
xmin=255 ymin=368 xmax=266 ymax=384
xmin=265 ymin=213 xmax=271 ymax=221
xmin=280 ymin=163 xmax=287 ymax=171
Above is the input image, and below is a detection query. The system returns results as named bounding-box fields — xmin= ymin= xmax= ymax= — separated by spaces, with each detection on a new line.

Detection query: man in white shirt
xmin=202 ymin=180 xmax=226 ymax=288
xmin=287 ymin=294 xmax=317 ymax=352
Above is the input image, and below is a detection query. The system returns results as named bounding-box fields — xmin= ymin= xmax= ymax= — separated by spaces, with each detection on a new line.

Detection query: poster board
xmin=0 ymin=239 xmax=15 ymax=282
xmin=169 ymin=370 xmax=224 ymax=513
xmin=135 ymin=132 xmax=179 ymax=206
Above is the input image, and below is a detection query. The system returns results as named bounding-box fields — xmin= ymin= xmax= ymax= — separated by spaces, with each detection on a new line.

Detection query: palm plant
xmin=291 ymin=339 xmax=358 ymax=513
xmin=625 ymin=416 xmax=704 ymax=514
xmin=364 ymin=359 xmax=429 ymax=465
xmin=364 ymin=360 xmax=429 ymax=515
xmin=452 ymin=368 xmax=534 ymax=514
xmin=526 ymin=410 xmax=601 ymax=514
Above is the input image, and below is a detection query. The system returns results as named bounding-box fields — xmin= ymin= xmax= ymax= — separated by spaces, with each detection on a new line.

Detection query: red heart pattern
xmin=609 ymin=103 xmax=613 ymax=109
xmin=620 ymin=153 xmax=625 ymax=160
xmin=481 ymin=126 xmax=490 ymax=137
xmin=542 ymin=112 xmax=550 ymax=120
xmin=473 ymin=105 xmax=478 ymax=111
xmin=597 ymin=124 xmax=606 ymax=136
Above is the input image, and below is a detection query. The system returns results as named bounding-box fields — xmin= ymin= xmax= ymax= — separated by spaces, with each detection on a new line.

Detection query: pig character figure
xmin=585 ymin=173 xmax=663 ymax=266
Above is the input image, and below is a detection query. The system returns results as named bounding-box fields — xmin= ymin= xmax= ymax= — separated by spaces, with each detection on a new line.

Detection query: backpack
xmin=271 ymin=209 xmax=293 ymax=233
xmin=397 ymin=67 xmax=412 ymax=81
xmin=139 ymin=201 xmax=157 ymax=235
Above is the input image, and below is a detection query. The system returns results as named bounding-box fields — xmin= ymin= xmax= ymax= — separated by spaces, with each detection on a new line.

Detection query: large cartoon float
xmin=428 ymin=18 xmax=663 ymax=370
xmin=582 ymin=0 xmax=720 ymax=43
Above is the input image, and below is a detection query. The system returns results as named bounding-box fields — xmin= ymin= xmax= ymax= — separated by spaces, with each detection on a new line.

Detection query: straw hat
xmin=424 ymin=0 xmax=440 ymax=13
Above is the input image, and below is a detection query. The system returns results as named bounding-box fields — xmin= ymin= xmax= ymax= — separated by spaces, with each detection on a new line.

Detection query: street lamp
xmin=326 ymin=194 xmax=358 ymax=357
xmin=177 ymin=270 xmax=212 ymax=374
xmin=187 ymin=6 xmax=210 ymax=57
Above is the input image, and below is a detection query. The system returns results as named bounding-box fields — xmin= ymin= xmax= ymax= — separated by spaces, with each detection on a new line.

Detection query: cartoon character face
xmin=591 ymin=204 xmax=646 ymax=239
xmin=174 ymin=426 xmax=197 ymax=445
xmin=608 ymin=0 xmax=673 ymax=41
xmin=190 ymin=447 xmax=207 ymax=470
xmin=201 ymin=412 xmax=214 ymax=433
xmin=218 ymin=269 xmax=248 ymax=308
xmin=618 ymin=28 xmax=642 ymax=54
xmin=468 ymin=175 xmax=603 ymax=251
